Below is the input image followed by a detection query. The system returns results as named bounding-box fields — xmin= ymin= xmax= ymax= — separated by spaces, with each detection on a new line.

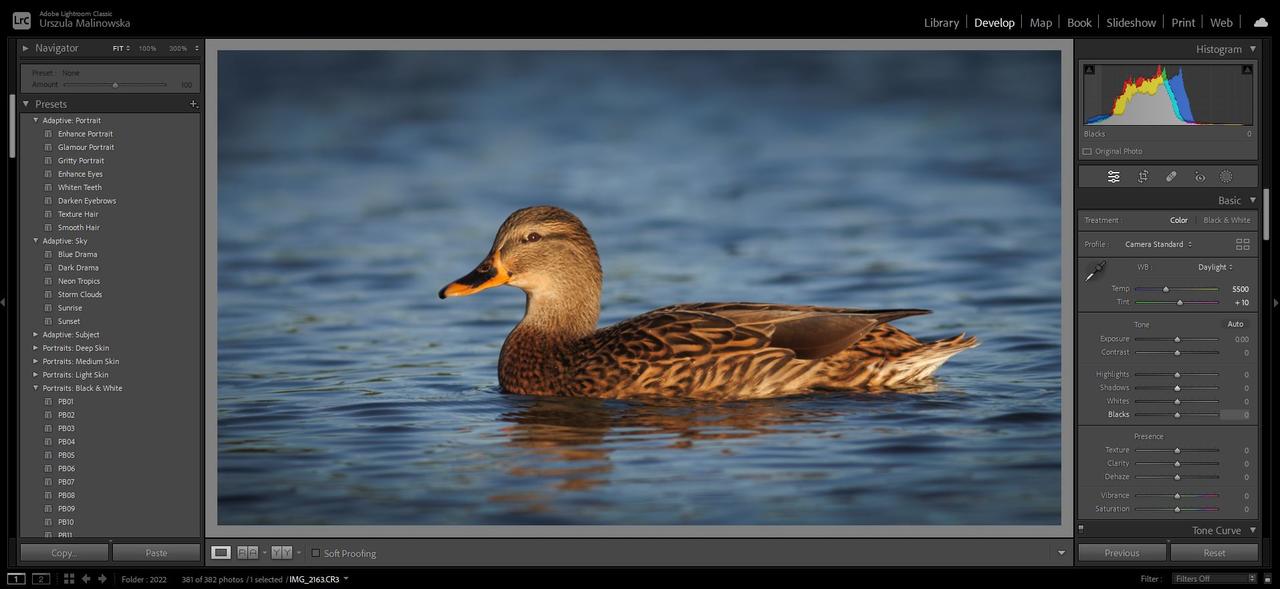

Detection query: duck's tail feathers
xmin=883 ymin=333 xmax=979 ymax=385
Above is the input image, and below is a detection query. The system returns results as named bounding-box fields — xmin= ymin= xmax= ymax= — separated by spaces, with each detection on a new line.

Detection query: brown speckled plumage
xmin=441 ymin=206 xmax=978 ymax=399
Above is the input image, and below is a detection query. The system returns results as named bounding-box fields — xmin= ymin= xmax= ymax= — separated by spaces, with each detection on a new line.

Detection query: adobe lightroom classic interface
xmin=4 ymin=9 xmax=1273 ymax=583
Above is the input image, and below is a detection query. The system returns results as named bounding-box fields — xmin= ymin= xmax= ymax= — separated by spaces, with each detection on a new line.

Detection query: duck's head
xmin=439 ymin=206 xmax=603 ymax=304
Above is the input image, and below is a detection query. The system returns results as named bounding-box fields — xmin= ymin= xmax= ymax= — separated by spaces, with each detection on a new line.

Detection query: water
xmin=217 ymin=51 xmax=1062 ymax=525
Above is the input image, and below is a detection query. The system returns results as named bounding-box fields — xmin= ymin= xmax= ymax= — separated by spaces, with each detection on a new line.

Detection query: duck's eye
xmin=524 ymin=232 xmax=542 ymax=243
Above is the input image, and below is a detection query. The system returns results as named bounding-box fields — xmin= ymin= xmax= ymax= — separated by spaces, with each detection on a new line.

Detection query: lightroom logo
xmin=12 ymin=11 xmax=31 ymax=30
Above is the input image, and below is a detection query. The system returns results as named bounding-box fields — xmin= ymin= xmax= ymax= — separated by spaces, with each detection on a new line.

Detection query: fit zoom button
xmin=1170 ymin=543 xmax=1259 ymax=562
xmin=1078 ymin=543 xmax=1167 ymax=561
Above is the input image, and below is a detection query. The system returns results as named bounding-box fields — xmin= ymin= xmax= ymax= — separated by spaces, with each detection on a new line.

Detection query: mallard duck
xmin=439 ymin=206 xmax=978 ymax=400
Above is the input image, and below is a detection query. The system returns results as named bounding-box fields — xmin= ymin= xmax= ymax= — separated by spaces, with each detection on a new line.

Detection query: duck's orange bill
xmin=439 ymin=252 xmax=510 ymax=298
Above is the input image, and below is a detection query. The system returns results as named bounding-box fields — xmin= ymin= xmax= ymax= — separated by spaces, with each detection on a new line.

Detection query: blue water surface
xmin=217 ymin=51 xmax=1062 ymax=525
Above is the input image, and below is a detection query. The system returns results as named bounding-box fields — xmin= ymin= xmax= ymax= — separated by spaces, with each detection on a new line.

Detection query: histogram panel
xmin=1083 ymin=64 xmax=1253 ymax=126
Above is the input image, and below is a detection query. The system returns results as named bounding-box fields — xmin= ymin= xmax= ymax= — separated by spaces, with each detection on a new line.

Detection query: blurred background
xmin=217 ymin=51 xmax=1062 ymax=525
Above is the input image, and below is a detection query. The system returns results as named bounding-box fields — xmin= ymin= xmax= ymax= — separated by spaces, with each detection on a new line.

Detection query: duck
xmin=439 ymin=206 xmax=978 ymax=400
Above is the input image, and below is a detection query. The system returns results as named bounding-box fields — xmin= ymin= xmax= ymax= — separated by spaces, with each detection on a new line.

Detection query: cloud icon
xmin=1254 ymin=17 xmax=1269 ymax=27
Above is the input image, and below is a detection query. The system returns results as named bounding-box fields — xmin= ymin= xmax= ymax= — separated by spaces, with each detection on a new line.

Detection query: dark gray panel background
xmin=20 ymin=63 xmax=200 ymax=94
xmin=1076 ymin=188 xmax=1262 ymax=210
xmin=1078 ymin=126 xmax=1257 ymax=161
xmin=17 ymin=38 xmax=202 ymax=59
xmin=18 ymin=112 xmax=201 ymax=539
xmin=1078 ymin=210 xmax=1257 ymax=231
xmin=1075 ymin=39 xmax=1264 ymax=61
xmin=1078 ymin=313 xmax=1257 ymax=426
xmin=1077 ymin=426 xmax=1258 ymax=519
xmin=200 ymin=538 xmax=1074 ymax=567
xmin=1078 ymin=232 xmax=1257 ymax=258
xmin=1076 ymin=258 xmax=1257 ymax=313
xmin=1075 ymin=59 xmax=1257 ymax=161
xmin=1077 ymin=166 xmax=1258 ymax=188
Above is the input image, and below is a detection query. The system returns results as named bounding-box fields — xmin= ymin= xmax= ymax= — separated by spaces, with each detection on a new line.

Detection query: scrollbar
xmin=1263 ymin=188 xmax=1269 ymax=241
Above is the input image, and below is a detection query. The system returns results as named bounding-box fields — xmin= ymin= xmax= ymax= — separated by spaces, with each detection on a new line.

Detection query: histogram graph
xmin=1083 ymin=63 xmax=1253 ymax=126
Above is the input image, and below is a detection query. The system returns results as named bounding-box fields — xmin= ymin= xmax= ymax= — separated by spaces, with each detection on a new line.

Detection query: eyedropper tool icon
xmin=1085 ymin=260 xmax=1106 ymax=283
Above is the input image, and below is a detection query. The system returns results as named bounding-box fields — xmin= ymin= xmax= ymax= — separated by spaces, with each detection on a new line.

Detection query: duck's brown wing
xmin=568 ymin=304 xmax=931 ymax=398
xmin=585 ymin=308 xmax=778 ymax=361
xmin=655 ymin=302 xmax=931 ymax=360
xmin=570 ymin=309 xmax=796 ymax=398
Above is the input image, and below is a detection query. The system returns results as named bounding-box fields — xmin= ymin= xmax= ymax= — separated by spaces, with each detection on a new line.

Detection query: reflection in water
xmin=504 ymin=396 xmax=834 ymax=447
xmin=499 ymin=398 xmax=618 ymax=497
xmin=494 ymin=388 xmax=943 ymax=509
